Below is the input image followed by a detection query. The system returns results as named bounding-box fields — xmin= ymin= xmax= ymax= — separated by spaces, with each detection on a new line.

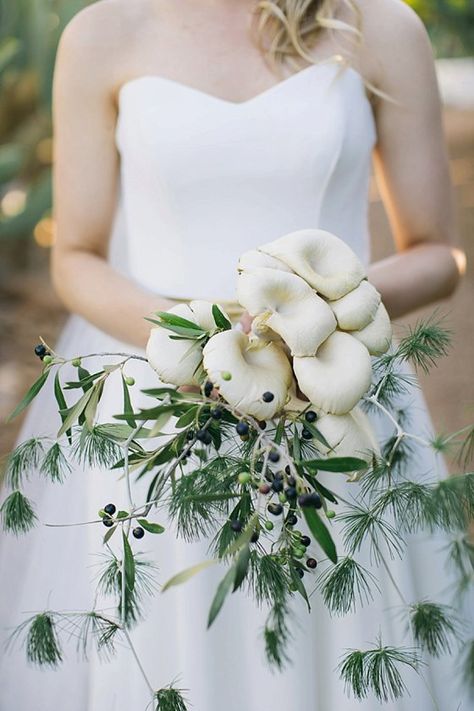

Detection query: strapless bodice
xmin=111 ymin=58 xmax=377 ymax=301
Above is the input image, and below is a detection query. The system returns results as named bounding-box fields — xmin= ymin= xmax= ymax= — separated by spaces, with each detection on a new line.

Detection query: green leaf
xmin=57 ymin=388 xmax=95 ymax=438
xmin=153 ymin=311 xmax=206 ymax=332
xmin=103 ymin=525 xmax=117 ymax=544
xmin=6 ymin=371 xmax=49 ymax=422
xmin=116 ymin=510 xmax=129 ymax=520
xmin=232 ymin=544 xmax=251 ymax=592
xmin=175 ymin=406 xmax=198 ymax=429
xmin=77 ymin=366 xmax=94 ymax=392
xmin=136 ymin=519 xmax=165 ymax=534
xmin=305 ymin=457 xmax=367 ymax=473
xmin=212 ymin=304 xmax=232 ymax=330
xmin=301 ymin=420 xmax=331 ymax=449
xmin=302 ymin=507 xmax=337 ymax=564
xmin=224 ymin=512 xmax=259 ymax=557
xmin=121 ymin=374 xmax=137 ymax=428
xmin=122 ymin=532 xmax=135 ymax=592
xmin=53 ymin=372 xmax=72 ymax=444
xmin=161 ymin=559 xmax=218 ymax=592
xmin=207 ymin=565 xmax=236 ymax=628
xmin=84 ymin=379 xmax=105 ymax=429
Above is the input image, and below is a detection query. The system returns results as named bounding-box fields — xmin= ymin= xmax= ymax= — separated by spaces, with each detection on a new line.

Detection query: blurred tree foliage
xmin=0 ymin=0 xmax=472 ymax=249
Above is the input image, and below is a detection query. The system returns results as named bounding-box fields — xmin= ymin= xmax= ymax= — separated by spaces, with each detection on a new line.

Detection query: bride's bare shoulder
xmin=56 ymin=0 xmax=152 ymax=83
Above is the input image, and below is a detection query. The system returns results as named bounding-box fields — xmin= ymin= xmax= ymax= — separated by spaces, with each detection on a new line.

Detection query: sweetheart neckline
xmin=117 ymin=55 xmax=367 ymax=108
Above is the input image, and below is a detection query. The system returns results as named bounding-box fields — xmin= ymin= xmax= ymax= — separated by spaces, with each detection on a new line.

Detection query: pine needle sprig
xmin=339 ymin=503 xmax=405 ymax=563
xmin=155 ymin=682 xmax=190 ymax=711
xmin=338 ymin=641 xmax=421 ymax=702
xmin=395 ymin=314 xmax=451 ymax=374
xmin=40 ymin=442 xmax=72 ymax=483
xmin=371 ymin=481 xmax=434 ymax=533
xmin=427 ymin=473 xmax=474 ymax=531
xmin=408 ymin=601 xmax=460 ymax=656
xmin=263 ymin=594 xmax=293 ymax=670
xmin=8 ymin=613 xmax=63 ymax=668
xmin=461 ymin=639 xmax=474 ymax=695
xmin=0 ymin=490 xmax=37 ymax=535
xmin=97 ymin=553 xmax=158 ymax=626
xmin=4 ymin=437 xmax=46 ymax=489
xmin=64 ymin=612 xmax=120 ymax=661
xmin=72 ymin=426 xmax=123 ymax=469
xmin=247 ymin=551 xmax=290 ymax=607
xmin=316 ymin=557 xmax=380 ymax=616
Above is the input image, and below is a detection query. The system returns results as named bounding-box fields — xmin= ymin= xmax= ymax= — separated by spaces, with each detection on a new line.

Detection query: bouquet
xmin=2 ymin=228 xmax=473 ymax=710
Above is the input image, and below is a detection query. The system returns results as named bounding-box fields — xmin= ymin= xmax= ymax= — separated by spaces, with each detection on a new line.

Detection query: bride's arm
xmin=364 ymin=0 xmax=465 ymax=319
xmin=50 ymin=9 xmax=173 ymax=350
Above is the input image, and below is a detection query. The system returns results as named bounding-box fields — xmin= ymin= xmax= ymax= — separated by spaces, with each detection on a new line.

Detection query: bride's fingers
xmin=239 ymin=311 xmax=254 ymax=334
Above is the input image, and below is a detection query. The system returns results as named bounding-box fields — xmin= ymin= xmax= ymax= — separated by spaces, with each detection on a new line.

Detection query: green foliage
xmin=395 ymin=314 xmax=451 ymax=374
xmin=0 ymin=490 xmax=37 ymax=534
xmin=155 ymin=684 xmax=190 ymax=711
xmin=408 ymin=601 xmax=459 ymax=656
xmin=40 ymin=442 xmax=71 ymax=482
xmin=97 ymin=552 xmax=157 ymax=628
xmin=4 ymin=436 xmax=46 ymax=488
xmin=339 ymin=641 xmax=421 ymax=702
xmin=9 ymin=613 xmax=63 ymax=668
xmin=317 ymin=557 xmax=379 ymax=616
xmin=263 ymin=595 xmax=293 ymax=670
xmin=340 ymin=504 xmax=405 ymax=563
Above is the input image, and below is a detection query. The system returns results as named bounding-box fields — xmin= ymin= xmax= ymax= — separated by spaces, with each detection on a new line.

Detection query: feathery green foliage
xmin=72 ymin=425 xmax=123 ymax=469
xmin=409 ymin=601 xmax=459 ymax=656
xmin=263 ymin=595 xmax=293 ymax=669
xmin=9 ymin=613 xmax=63 ymax=668
xmin=40 ymin=442 xmax=72 ymax=482
xmin=0 ymin=490 xmax=37 ymax=534
xmin=155 ymin=684 xmax=190 ymax=711
xmin=340 ymin=504 xmax=405 ymax=562
xmin=97 ymin=553 xmax=158 ymax=627
xmin=461 ymin=639 xmax=474 ymax=695
xmin=5 ymin=437 xmax=46 ymax=488
xmin=395 ymin=314 xmax=451 ymax=374
xmin=317 ymin=557 xmax=379 ymax=616
xmin=339 ymin=642 xmax=421 ymax=702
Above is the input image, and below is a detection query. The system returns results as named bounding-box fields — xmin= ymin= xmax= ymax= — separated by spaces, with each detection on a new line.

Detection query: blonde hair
xmin=252 ymin=0 xmax=395 ymax=105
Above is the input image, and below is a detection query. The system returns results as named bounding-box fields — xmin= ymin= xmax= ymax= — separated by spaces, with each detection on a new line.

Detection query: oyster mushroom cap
xmin=188 ymin=299 xmax=230 ymax=332
xmin=329 ymin=280 xmax=381 ymax=331
xmin=284 ymin=378 xmax=312 ymax=414
xmin=146 ymin=303 xmax=204 ymax=386
xmin=202 ymin=330 xmax=292 ymax=420
xmin=237 ymin=267 xmax=336 ymax=356
xmin=293 ymin=331 xmax=373 ymax=415
xmin=352 ymin=302 xmax=392 ymax=355
xmin=238 ymin=249 xmax=293 ymax=273
xmin=315 ymin=406 xmax=380 ymax=479
xmin=258 ymin=228 xmax=366 ymax=300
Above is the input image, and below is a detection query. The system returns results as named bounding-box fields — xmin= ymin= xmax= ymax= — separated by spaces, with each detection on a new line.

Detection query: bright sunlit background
xmin=0 ymin=0 xmax=473 ymax=460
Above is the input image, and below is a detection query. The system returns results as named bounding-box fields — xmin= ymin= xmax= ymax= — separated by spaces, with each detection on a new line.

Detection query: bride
xmin=0 ymin=0 xmax=467 ymax=709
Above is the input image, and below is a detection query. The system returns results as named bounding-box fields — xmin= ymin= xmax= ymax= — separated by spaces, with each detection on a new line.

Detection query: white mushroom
xmin=352 ymin=302 xmax=392 ymax=355
xmin=329 ymin=280 xmax=381 ymax=331
xmin=188 ymin=299 xmax=230 ymax=332
xmin=146 ymin=304 xmax=205 ymax=386
xmin=314 ymin=406 xmax=379 ymax=479
xmin=293 ymin=331 xmax=372 ymax=415
xmin=238 ymin=249 xmax=293 ymax=273
xmin=258 ymin=228 xmax=366 ymax=300
xmin=202 ymin=330 xmax=292 ymax=419
xmin=237 ymin=267 xmax=336 ymax=356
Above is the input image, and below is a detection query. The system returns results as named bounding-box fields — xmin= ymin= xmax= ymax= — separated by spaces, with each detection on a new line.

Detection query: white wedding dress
xmin=0 ymin=57 xmax=471 ymax=710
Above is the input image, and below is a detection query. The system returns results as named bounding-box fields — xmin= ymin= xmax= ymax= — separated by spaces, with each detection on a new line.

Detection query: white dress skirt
xmin=0 ymin=57 xmax=471 ymax=710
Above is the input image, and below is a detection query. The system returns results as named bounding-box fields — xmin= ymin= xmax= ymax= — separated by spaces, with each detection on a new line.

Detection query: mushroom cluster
xmin=146 ymin=228 xmax=393 ymax=470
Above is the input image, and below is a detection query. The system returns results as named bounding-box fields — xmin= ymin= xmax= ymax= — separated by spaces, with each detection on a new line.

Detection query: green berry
xmin=326 ymin=509 xmax=336 ymax=519
xmin=124 ymin=376 xmax=135 ymax=386
xmin=71 ymin=357 xmax=82 ymax=367
xmin=238 ymin=471 xmax=251 ymax=484
xmin=278 ymin=492 xmax=287 ymax=504
xmin=264 ymin=520 xmax=274 ymax=531
xmin=42 ymin=354 xmax=53 ymax=365
xmin=221 ymin=371 xmax=232 ymax=381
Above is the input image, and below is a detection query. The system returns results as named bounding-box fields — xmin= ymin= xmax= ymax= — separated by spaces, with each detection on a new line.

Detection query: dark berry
xmin=103 ymin=517 xmax=114 ymax=528
xmin=230 ymin=519 xmax=243 ymax=532
xmin=259 ymin=483 xmax=271 ymax=495
xmin=298 ymin=492 xmax=322 ymax=509
xmin=285 ymin=465 xmax=291 ymax=476
xmin=250 ymin=530 xmax=260 ymax=543
xmin=306 ymin=557 xmax=318 ymax=569
xmin=271 ymin=478 xmax=284 ymax=493
xmin=264 ymin=470 xmax=275 ymax=483
xmin=236 ymin=421 xmax=249 ymax=436
xmin=186 ymin=429 xmax=195 ymax=441
xmin=196 ymin=429 xmax=212 ymax=445
xmin=305 ymin=410 xmax=318 ymax=423
xmin=104 ymin=503 xmax=116 ymax=516
xmin=262 ymin=391 xmax=274 ymax=403
xmin=204 ymin=380 xmax=214 ymax=397
xmin=285 ymin=486 xmax=297 ymax=499
xmin=301 ymin=428 xmax=313 ymax=440
xmin=258 ymin=420 xmax=267 ymax=430
xmin=287 ymin=513 xmax=298 ymax=526
xmin=297 ymin=568 xmax=305 ymax=578
xmin=268 ymin=449 xmax=280 ymax=463
xmin=287 ymin=475 xmax=296 ymax=487
xmin=34 ymin=344 xmax=47 ymax=358
xmin=267 ymin=502 xmax=283 ymax=516
xmin=132 ymin=526 xmax=145 ymax=539
xmin=301 ymin=535 xmax=311 ymax=547
xmin=210 ymin=406 xmax=222 ymax=419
